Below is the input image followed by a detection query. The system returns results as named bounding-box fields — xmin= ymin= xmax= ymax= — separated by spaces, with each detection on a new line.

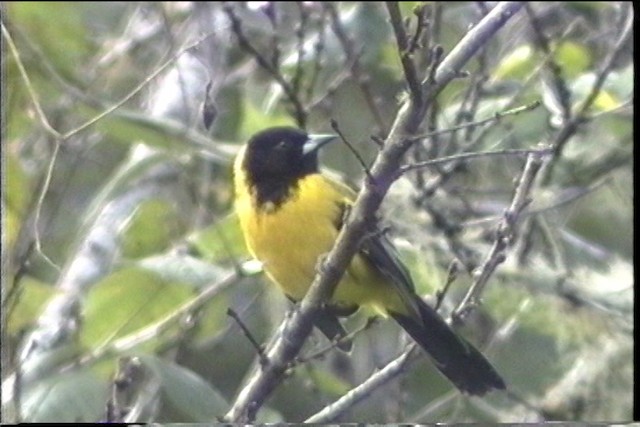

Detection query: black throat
xmin=244 ymin=156 xmax=317 ymax=210
xmin=251 ymin=176 xmax=301 ymax=209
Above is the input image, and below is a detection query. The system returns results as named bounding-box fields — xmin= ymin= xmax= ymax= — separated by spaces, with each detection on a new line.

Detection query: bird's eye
xmin=275 ymin=140 xmax=288 ymax=150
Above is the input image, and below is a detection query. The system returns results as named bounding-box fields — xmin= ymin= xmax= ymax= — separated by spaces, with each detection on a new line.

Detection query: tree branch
xmin=453 ymin=151 xmax=546 ymax=320
xmin=224 ymin=3 xmax=524 ymax=422
xmin=540 ymin=2 xmax=633 ymax=184
xmin=386 ymin=2 xmax=422 ymax=104
xmin=305 ymin=347 xmax=416 ymax=423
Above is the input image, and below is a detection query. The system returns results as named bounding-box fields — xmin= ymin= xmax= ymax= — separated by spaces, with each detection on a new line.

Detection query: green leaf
xmin=4 ymin=57 xmax=31 ymax=141
xmin=187 ymin=213 xmax=249 ymax=264
xmin=3 ymin=150 xmax=33 ymax=250
xmin=18 ymin=369 xmax=109 ymax=422
xmin=92 ymin=109 xmax=224 ymax=156
xmin=553 ymin=41 xmax=591 ymax=79
xmin=399 ymin=244 xmax=444 ymax=296
xmin=4 ymin=150 xmax=31 ymax=217
xmin=3 ymin=208 xmax=22 ymax=256
xmin=90 ymin=107 xmax=185 ymax=150
xmin=571 ymin=73 xmax=624 ymax=113
xmin=7 ymin=2 xmax=93 ymax=79
xmin=308 ymin=366 xmax=352 ymax=396
xmin=6 ymin=276 xmax=58 ymax=334
xmin=602 ymin=64 xmax=633 ymax=102
xmin=79 ymin=146 xmax=173 ymax=233
xmin=492 ymin=44 xmax=538 ymax=81
xmin=81 ymin=268 xmax=193 ymax=349
xmin=398 ymin=2 xmax=425 ymax=16
xmin=137 ymin=354 xmax=228 ymax=422
xmin=120 ymin=199 xmax=186 ymax=259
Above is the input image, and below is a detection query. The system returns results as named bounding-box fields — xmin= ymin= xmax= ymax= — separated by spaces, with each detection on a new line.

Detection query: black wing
xmin=340 ymin=201 xmax=423 ymax=321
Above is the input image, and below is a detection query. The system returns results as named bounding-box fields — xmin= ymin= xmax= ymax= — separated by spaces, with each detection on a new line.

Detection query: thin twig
xmin=223 ymin=3 xmax=307 ymax=128
xmin=297 ymin=317 xmax=377 ymax=364
xmin=306 ymin=58 xmax=356 ymax=112
xmin=32 ymin=141 xmax=62 ymax=272
xmin=265 ymin=3 xmax=281 ymax=68
xmin=425 ymin=45 xmax=444 ymax=86
xmin=524 ymin=3 xmax=572 ymax=121
xmin=224 ymin=3 xmax=524 ymax=422
xmin=461 ymin=176 xmax=612 ymax=228
xmin=453 ymin=152 xmax=545 ymax=321
xmin=1 ymin=22 xmax=62 ymax=139
xmin=331 ymin=119 xmax=374 ymax=181
xmin=386 ymin=2 xmax=422 ymax=104
xmin=228 ymin=308 xmax=268 ymax=367
xmin=574 ymin=4 xmax=632 ymax=118
xmin=3 ymin=22 xmax=65 ymax=271
xmin=63 ymin=32 xmax=217 ymax=140
xmin=414 ymin=4 xmax=443 ymax=187
xmin=399 ymin=146 xmax=552 ymax=177
xmin=434 ymin=260 xmax=460 ymax=311
xmin=324 ymin=3 xmax=388 ymax=135
xmin=541 ymin=3 xmax=633 ymax=184
xmin=292 ymin=2 xmax=309 ymax=95
xmin=408 ymin=4 xmax=429 ymax=55
xmin=415 ymin=100 xmax=541 ymax=141
xmin=305 ymin=346 xmax=417 ymax=423
xmin=305 ymin=7 xmax=327 ymax=102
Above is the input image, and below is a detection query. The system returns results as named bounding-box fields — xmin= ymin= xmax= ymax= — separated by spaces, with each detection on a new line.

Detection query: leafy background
xmin=2 ymin=2 xmax=633 ymax=423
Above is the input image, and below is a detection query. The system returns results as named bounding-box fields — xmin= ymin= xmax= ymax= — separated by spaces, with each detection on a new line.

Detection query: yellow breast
xmin=233 ymin=148 xmax=400 ymax=316
xmin=235 ymin=171 xmax=344 ymax=298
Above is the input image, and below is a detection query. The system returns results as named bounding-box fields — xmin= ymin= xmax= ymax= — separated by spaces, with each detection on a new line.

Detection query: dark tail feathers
xmin=390 ymin=297 xmax=506 ymax=395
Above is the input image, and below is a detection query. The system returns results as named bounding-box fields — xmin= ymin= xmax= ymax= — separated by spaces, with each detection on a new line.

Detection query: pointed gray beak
xmin=302 ymin=134 xmax=338 ymax=156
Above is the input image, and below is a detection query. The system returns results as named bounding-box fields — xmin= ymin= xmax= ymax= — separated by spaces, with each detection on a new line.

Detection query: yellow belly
xmin=235 ymin=173 xmax=401 ymax=316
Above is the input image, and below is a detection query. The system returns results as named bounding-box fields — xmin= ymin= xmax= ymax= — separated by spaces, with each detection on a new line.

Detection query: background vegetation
xmin=2 ymin=1 xmax=633 ymax=423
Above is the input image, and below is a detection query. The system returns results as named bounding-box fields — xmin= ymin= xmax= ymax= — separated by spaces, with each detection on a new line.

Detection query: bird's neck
xmin=251 ymin=176 xmax=299 ymax=211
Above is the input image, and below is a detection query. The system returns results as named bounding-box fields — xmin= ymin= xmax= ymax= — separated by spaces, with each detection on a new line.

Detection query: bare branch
xmin=224 ymin=3 xmax=524 ymax=422
xmin=540 ymin=3 xmax=633 ymax=184
xmin=386 ymin=2 xmax=422 ymax=103
xmin=574 ymin=4 xmax=633 ymax=118
xmin=227 ymin=308 xmax=268 ymax=367
xmin=324 ymin=3 xmax=388 ymax=135
xmin=400 ymin=146 xmax=552 ymax=177
xmin=453 ymin=151 xmax=545 ymax=320
xmin=305 ymin=347 xmax=416 ymax=423
xmin=524 ymin=3 xmax=573 ymax=121
xmin=223 ymin=4 xmax=307 ymax=128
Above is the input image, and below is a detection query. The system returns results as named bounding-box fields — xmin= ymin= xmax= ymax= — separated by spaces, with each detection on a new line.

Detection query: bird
xmin=233 ymin=126 xmax=506 ymax=395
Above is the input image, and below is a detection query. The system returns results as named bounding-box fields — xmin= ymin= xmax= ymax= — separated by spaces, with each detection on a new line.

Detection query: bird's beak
xmin=302 ymin=134 xmax=338 ymax=156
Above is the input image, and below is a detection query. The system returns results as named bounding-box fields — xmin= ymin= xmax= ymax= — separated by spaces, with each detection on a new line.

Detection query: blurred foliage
xmin=5 ymin=276 xmax=58 ymax=335
xmin=120 ymin=199 xmax=187 ymax=259
xmin=80 ymin=268 xmax=193 ymax=350
xmin=2 ymin=1 xmax=633 ymax=423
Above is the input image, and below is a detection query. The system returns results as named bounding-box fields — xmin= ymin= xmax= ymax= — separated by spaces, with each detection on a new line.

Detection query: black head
xmin=241 ymin=127 xmax=336 ymax=207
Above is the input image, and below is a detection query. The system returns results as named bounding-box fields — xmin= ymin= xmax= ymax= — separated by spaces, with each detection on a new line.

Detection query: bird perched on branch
xmin=233 ymin=126 xmax=505 ymax=395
